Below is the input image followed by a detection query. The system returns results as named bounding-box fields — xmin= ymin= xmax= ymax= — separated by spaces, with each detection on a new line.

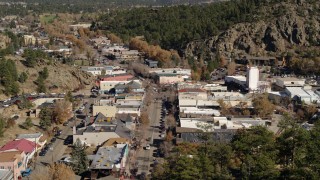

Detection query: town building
xmin=89 ymin=144 xmax=129 ymax=176
xmin=0 ymin=151 xmax=26 ymax=180
xmin=0 ymin=139 xmax=37 ymax=166
xmin=275 ymin=77 xmax=305 ymax=88
xmin=144 ymin=59 xmax=158 ymax=68
xmin=0 ymin=169 xmax=14 ymax=180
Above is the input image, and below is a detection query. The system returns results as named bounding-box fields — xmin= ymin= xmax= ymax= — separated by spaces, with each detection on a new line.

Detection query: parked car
xmin=22 ymin=168 xmax=32 ymax=177
xmin=51 ymin=138 xmax=57 ymax=143
xmin=55 ymin=130 xmax=62 ymax=137
xmin=63 ymin=121 xmax=69 ymax=126
xmin=145 ymin=144 xmax=151 ymax=150
xmin=39 ymin=150 xmax=47 ymax=156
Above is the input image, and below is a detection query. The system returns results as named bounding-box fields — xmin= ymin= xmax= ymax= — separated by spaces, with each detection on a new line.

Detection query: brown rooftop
xmin=0 ymin=151 xmax=22 ymax=162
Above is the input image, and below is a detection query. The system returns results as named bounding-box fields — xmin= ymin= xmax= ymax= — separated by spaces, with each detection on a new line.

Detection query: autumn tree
xmin=227 ymin=61 xmax=236 ymax=75
xmin=107 ymin=33 xmax=122 ymax=44
xmin=30 ymin=163 xmax=75 ymax=180
xmin=166 ymin=115 xmax=176 ymax=129
xmin=252 ymin=94 xmax=274 ymax=118
xmin=140 ymin=112 xmax=149 ymax=126
xmin=53 ymin=100 xmax=72 ymax=124
xmin=217 ymin=99 xmax=231 ymax=115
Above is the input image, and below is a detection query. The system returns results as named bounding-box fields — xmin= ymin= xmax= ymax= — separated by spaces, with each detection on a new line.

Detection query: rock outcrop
xmin=185 ymin=2 xmax=320 ymax=59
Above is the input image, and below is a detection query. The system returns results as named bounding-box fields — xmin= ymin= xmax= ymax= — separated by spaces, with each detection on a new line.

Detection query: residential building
xmin=69 ymin=24 xmax=91 ymax=31
xmin=285 ymin=87 xmax=320 ymax=104
xmin=0 ymin=139 xmax=36 ymax=166
xmin=235 ymin=56 xmax=277 ymax=66
xmin=157 ymin=74 xmax=185 ymax=84
xmin=16 ymin=132 xmax=46 ymax=148
xmin=92 ymin=105 xmax=117 ymax=117
xmin=0 ymin=169 xmax=14 ymax=180
xmin=90 ymin=37 xmax=111 ymax=48
xmin=149 ymin=68 xmax=191 ymax=78
xmin=89 ymin=144 xmax=129 ymax=174
xmin=114 ymin=80 xmax=144 ymax=94
xmin=275 ymin=77 xmax=305 ymax=88
xmin=116 ymin=99 xmax=142 ymax=117
xmin=82 ymin=66 xmax=126 ymax=76
xmin=73 ymin=120 xmax=131 ymax=146
xmin=144 ymin=59 xmax=158 ymax=68
xmin=0 ymin=151 xmax=26 ymax=180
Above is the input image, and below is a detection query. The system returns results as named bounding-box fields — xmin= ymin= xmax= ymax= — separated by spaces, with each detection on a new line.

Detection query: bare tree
xmin=30 ymin=163 xmax=75 ymax=180
xmin=227 ymin=61 xmax=236 ymax=75
xmin=53 ymin=100 xmax=73 ymax=124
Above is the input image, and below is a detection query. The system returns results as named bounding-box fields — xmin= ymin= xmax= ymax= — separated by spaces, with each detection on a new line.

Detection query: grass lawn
xmin=40 ymin=14 xmax=57 ymax=24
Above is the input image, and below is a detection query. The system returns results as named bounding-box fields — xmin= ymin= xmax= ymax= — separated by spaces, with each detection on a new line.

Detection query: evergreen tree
xmin=71 ymin=139 xmax=89 ymax=174
xmin=23 ymin=117 xmax=33 ymax=129
xmin=39 ymin=107 xmax=52 ymax=129
xmin=0 ymin=116 xmax=6 ymax=137
xmin=18 ymin=72 xmax=28 ymax=83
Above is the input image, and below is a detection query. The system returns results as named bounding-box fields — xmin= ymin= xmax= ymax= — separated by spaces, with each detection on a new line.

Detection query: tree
xmin=6 ymin=118 xmax=16 ymax=128
xmin=18 ymin=96 xmax=33 ymax=109
xmin=0 ymin=116 xmax=6 ymax=137
xmin=71 ymin=139 xmax=89 ymax=174
xmin=18 ymin=72 xmax=28 ymax=83
xmin=140 ymin=112 xmax=149 ymax=126
xmin=39 ymin=67 xmax=49 ymax=79
xmin=64 ymin=91 xmax=74 ymax=103
xmin=30 ymin=163 xmax=75 ymax=180
xmin=23 ymin=117 xmax=33 ymax=129
xmin=101 ymin=69 xmax=106 ymax=76
xmin=231 ymin=126 xmax=279 ymax=179
xmin=165 ymin=115 xmax=176 ymax=129
xmin=227 ymin=61 xmax=236 ymax=75
xmin=39 ymin=107 xmax=52 ymax=129
xmin=217 ymin=99 xmax=231 ymax=115
xmin=252 ymin=94 xmax=274 ymax=118
xmin=53 ymin=100 xmax=72 ymax=124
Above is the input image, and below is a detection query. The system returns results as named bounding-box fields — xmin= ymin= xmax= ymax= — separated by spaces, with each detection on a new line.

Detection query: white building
xmin=246 ymin=67 xmax=259 ymax=91
xmin=225 ymin=76 xmax=247 ymax=87
xmin=285 ymin=87 xmax=320 ymax=104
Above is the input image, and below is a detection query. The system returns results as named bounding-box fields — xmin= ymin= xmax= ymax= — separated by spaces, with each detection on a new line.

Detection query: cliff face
xmin=13 ymin=56 xmax=94 ymax=94
xmin=185 ymin=1 xmax=320 ymax=59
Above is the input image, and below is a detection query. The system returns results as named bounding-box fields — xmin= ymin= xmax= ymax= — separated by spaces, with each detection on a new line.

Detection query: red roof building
xmin=0 ymin=139 xmax=36 ymax=154
xmin=100 ymin=74 xmax=134 ymax=82
xmin=178 ymin=88 xmax=206 ymax=93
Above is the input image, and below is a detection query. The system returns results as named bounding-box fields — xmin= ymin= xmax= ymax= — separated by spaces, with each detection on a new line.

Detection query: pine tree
xmin=39 ymin=107 xmax=52 ymax=129
xmin=71 ymin=139 xmax=89 ymax=174
xmin=0 ymin=116 xmax=6 ymax=137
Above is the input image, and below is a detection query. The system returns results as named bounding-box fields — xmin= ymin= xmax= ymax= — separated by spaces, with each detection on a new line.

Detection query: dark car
xmin=51 ymin=138 xmax=57 ymax=143
xmin=63 ymin=121 xmax=69 ymax=126
xmin=39 ymin=150 xmax=47 ymax=156
xmin=55 ymin=130 xmax=62 ymax=137
xmin=64 ymin=136 xmax=73 ymax=145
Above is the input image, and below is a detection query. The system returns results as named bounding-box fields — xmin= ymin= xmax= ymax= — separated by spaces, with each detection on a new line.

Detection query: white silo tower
xmin=246 ymin=67 xmax=259 ymax=91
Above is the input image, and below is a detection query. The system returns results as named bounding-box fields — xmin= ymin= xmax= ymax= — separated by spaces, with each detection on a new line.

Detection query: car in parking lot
xmin=39 ymin=150 xmax=47 ymax=156
xmin=145 ymin=144 xmax=151 ymax=150
xmin=63 ymin=121 xmax=69 ymax=126
xmin=51 ymin=137 xmax=56 ymax=143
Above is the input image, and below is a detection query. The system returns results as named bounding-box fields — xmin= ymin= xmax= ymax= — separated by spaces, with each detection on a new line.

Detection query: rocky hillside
xmin=185 ymin=1 xmax=320 ymax=59
xmin=0 ymin=55 xmax=94 ymax=98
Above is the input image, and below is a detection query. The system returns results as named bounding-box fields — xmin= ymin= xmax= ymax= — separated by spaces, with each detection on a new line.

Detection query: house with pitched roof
xmin=0 ymin=139 xmax=37 ymax=166
xmin=0 ymin=151 xmax=26 ymax=180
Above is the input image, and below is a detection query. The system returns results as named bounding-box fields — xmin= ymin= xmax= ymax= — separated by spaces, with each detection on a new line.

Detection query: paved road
xmin=136 ymin=99 xmax=161 ymax=176
xmin=34 ymin=124 xmax=73 ymax=167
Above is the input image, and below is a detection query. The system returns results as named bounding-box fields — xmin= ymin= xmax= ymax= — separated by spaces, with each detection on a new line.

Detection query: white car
xmin=145 ymin=144 xmax=151 ymax=150
xmin=30 ymin=92 xmax=37 ymax=96
xmin=160 ymin=134 xmax=165 ymax=138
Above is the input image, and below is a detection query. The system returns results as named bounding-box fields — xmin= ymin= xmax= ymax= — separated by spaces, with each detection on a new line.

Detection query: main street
xmin=135 ymin=98 xmax=161 ymax=176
